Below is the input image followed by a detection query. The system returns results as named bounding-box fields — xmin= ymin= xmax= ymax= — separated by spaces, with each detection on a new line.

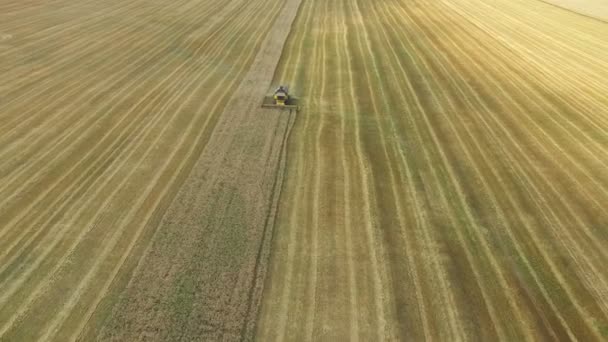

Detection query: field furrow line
xmin=381 ymin=3 xmax=542 ymax=339
xmin=0 ymin=0 xmax=283 ymax=334
xmin=391 ymin=2 xmax=597 ymax=336
xmin=0 ymin=0 xmax=233 ymax=162
xmin=0 ymin=0 xmax=273 ymax=311
xmin=335 ymin=1 xmax=360 ymax=339
xmin=38 ymin=19 xmax=278 ymax=337
xmin=416 ymin=0 xmax=608 ymax=324
xmin=377 ymin=2 xmax=517 ymax=339
xmin=432 ymin=1 xmax=608 ymax=257
xmin=0 ymin=0 xmax=255 ymax=242
xmin=304 ymin=0 xmax=327 ymax=338
xmin=420 ymin=0 xmax=608 ymax=321
xmin=347 ymin=0 xmax=397 ymax=338
xmin=443 ymin=0 xmax=608 ymax=121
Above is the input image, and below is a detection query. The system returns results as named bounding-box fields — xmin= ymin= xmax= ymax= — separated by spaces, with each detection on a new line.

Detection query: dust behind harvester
xmin=262 ymin=85 xmax=298 ymax=110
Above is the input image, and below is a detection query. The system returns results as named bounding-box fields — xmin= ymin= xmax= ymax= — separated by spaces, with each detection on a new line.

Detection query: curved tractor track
xmin=257 ymin=0 xmax=608 ymax=341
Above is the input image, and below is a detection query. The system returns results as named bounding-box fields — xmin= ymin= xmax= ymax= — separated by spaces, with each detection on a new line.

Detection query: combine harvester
xmin=262 ymin=85 xmax=299 ymax=111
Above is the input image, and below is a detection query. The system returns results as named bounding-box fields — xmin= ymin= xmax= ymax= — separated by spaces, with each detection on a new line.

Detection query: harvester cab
xmin=274 ymin=86 xmax=289 ymax=106
xmin=262 ymin=84 xmax=298 ymax=110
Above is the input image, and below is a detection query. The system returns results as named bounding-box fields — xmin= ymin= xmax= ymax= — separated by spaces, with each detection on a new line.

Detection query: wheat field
xmin=0 ymin=0 xmax=607 ymax=341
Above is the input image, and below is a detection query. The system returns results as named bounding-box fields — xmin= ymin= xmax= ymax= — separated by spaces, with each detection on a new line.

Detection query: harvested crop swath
xmin=96 ymin=0 xmax=302 ymax=339
xmin=257 ymin=0 xmax=608 ymax=340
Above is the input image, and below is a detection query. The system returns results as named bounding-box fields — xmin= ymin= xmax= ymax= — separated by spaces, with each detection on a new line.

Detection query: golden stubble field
xmin=0 ymin=0 xmax=299 ymax=340
xmin=0 ymin=0 xmax=607 ymax=341
xmin=257 ymin=0 xmax=608 ymax=340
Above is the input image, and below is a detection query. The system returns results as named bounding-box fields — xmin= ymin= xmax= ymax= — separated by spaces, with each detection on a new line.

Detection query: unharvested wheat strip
xmin=0 ymin=0 xmax=276 ymax=300
xmin=35 ymin=10 xmax=283 ymax=338
xmin=382 ymin=4 xmax=530 ymax=339
xmin=420 ymin=0 xmax=604 ymax=314
xmin=422 ymin=0 xmax=608 ymax=318
xmin=81 ymin=27 xmax=285 ymax=342
xmin=92 ymin=0 xmax=302 ymax=337
xmin=267 ymin=0 xmax=312 ymax=336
